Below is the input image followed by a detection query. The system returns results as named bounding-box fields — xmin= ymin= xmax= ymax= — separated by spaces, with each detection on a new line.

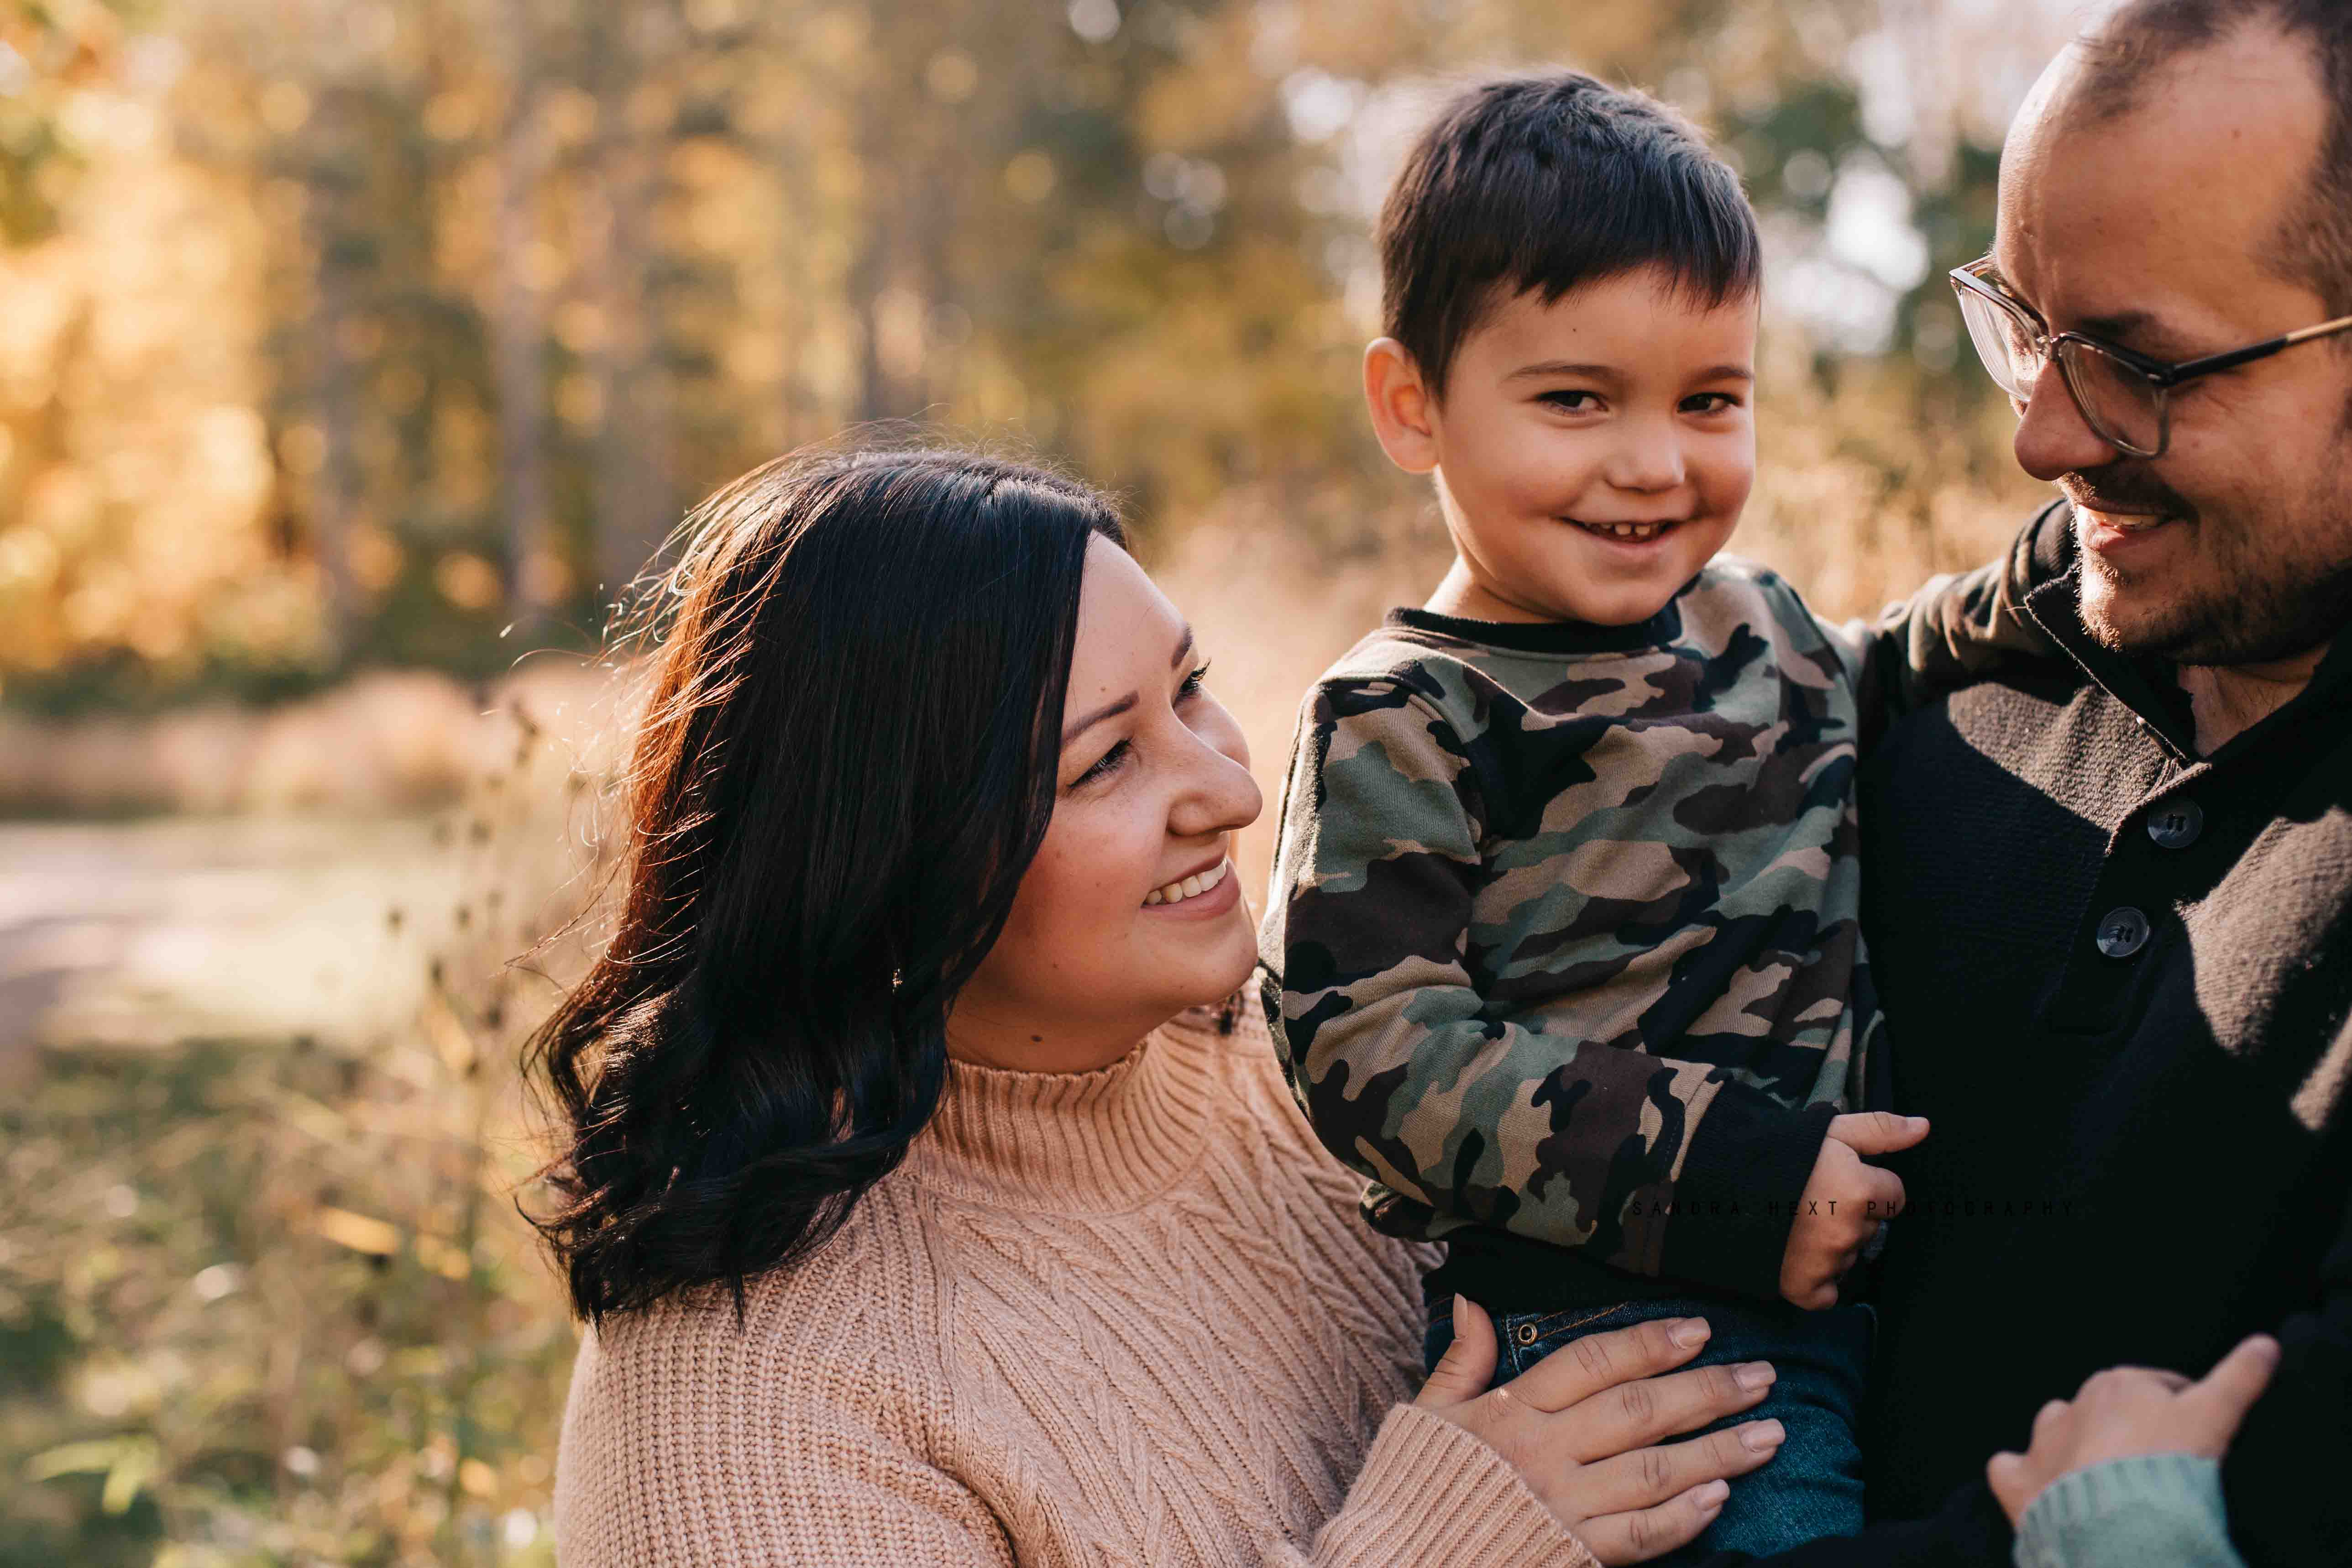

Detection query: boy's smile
xmin=1365 ymin=263 xmax=1760 ymax=627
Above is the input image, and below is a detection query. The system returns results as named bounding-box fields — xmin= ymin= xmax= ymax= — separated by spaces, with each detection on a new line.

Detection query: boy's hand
xmin=1778 ymin=1112 xmax=1927 ymax=1308
xmin=1986 ymin=1335 xmax=2279 ymax=1526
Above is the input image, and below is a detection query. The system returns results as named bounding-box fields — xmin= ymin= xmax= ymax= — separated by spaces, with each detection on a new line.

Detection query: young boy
xmin=1259 ymin=73 xmax=2047 ymax=1558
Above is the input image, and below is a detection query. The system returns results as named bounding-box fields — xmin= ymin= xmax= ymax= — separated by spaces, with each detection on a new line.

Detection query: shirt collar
xmin=2018 ymin=498 xmax=2352 ymax=764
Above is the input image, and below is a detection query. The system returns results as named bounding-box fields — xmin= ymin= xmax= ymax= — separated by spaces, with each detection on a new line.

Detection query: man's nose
xmin=2012 ymin=358 xmax=2116 ymax=481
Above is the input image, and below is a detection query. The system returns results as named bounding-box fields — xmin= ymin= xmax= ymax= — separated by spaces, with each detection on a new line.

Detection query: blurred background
xmin=0 ymin=0 xmax=2080 ymax=1561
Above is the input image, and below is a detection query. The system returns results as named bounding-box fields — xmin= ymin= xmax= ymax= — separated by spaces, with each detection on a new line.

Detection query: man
xmin=1634 ymin=3 xmax=2352 ymax=1563
xmin=1813 ymin=2 xmax=2352 ymax=1563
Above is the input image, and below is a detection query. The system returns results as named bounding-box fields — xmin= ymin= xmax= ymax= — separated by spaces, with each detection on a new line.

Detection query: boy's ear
xmin=1363 ymin=338 xmax=1440 ymax=476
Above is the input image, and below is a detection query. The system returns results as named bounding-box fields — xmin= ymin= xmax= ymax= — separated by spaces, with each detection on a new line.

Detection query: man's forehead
xmin=1995 ymin=23 xmax=2328 ymax=334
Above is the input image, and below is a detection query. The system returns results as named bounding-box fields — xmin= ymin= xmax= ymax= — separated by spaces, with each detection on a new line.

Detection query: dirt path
xmin=0 ymin=816 xmax=468 ymax=1074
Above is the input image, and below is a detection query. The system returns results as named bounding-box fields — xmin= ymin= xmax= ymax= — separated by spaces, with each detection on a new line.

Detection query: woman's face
xmin=949 ymin=535 xmax=1263 ymax=1070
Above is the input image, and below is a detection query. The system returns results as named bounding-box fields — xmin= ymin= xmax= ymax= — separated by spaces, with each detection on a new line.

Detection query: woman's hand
xmin=1985 ymin=1335 xmax=2279 ymax=1526
xmin=1414 ymin=1296 xmax=1786 ymax=1565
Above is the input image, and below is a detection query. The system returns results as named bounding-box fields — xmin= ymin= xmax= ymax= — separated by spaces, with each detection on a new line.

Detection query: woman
xmin=534 ymin=449 xmax=2271 ymax=1567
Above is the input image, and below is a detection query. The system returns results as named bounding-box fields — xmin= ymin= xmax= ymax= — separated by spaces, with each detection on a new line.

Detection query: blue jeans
xmin=1424 ymin=1295 xmax=1871 ymax=1564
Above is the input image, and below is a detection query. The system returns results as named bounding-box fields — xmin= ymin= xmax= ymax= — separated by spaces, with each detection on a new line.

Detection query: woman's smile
xmin=1141 ymin=854 xmax=1235 ymax=912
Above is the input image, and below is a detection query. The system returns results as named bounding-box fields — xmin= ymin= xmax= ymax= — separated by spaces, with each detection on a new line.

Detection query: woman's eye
xmin=1540 ymin=389 xmax=1601 ymax=412
xmin=1683 ymin=392 xmax=1742 ymax=414
xmin=1073 ymin=739 xmax=1130 ymax=788
xmin=1177 ymin=661 xmax=1211 ymax=700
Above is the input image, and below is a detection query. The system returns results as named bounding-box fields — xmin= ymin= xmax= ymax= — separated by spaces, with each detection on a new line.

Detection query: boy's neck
xmin=1424 ymin=559 xmax=1561 ymax=624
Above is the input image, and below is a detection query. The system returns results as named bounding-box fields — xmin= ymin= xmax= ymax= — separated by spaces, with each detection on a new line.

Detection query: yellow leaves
xmin=27 ymin=1434 xmax=161 ymax=1515
xmin=1004 ymin=149 xmax=1058 ymax=204
xmin=278 ymin=421 xmax=328 ymax=477
xmin=313 ymin=1205 xmax=399 ymax=1256
xmin=0 ymin=525 xmax=59 ymax=591
xmin=349 ymin=524 xmax=404 ymax=593
xmin=434 ymin=551 xmax=501 ymax=612
xmin=257 ymin=80 xmax=309 ymax=135
xmin=422 ymin=987 xmax=478 ymax=1076
xmin=313 ymin=1205 xmax=473 ymax=1280
xmin=423 ymin=89 xmax=479 ymax=143
xmin=926 ymin=49 xmax=980 ymax=105
xmin=415 ymin=1234 xmax=472 ymax=1280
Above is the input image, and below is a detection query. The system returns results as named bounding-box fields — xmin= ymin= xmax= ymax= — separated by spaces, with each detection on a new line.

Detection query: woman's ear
xmin=1363 ymin=338 xmax=1441 ymax=476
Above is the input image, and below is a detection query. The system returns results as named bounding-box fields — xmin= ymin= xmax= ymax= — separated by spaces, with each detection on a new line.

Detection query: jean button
xmin=1516 ymin=1323 xmax=1539 ymax=1346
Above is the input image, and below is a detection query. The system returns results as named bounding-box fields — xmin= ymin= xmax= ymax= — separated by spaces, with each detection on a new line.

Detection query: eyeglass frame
xmin=1949 ymin=255 xmax=2352 ymax=458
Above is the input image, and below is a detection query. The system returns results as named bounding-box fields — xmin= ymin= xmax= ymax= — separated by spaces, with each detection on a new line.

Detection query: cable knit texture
xmin=553 ymin=1003 xmax=1604 ymax=1567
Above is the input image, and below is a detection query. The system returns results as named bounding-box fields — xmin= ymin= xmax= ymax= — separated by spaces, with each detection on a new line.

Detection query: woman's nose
xmin=1169 ymin=727 xmax=1262 ymax=840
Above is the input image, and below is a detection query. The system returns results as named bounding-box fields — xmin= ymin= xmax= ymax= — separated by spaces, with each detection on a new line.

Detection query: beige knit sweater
xmin=553 ymin=1002 xmax=1604 ymax=1567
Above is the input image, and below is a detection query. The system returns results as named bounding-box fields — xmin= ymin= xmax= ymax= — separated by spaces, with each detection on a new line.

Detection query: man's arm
xmin=1841 ymin=499 xmax=2075 ymax=748
xmin=2213 ymin=1151 xmax=2352 ymax=1563
xmin=1257 ymin=674 xmax=1832 ymax=1302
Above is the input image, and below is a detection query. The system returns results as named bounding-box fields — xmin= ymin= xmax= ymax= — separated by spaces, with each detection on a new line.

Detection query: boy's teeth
xmin=1144 ymin=858 xmax=1228 ymax=906
xmin=1587 ymin=520 xmax=1665 ymax=540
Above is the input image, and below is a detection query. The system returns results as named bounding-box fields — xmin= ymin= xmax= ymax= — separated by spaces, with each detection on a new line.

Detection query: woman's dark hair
xmin=1379 ymin=71 xmax=1762 ymax=397
xmin=526 ymin=447 xmax=1124 ymax=1321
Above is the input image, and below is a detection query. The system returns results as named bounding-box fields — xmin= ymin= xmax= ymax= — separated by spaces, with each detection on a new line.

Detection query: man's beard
xmin=2069 ymin=459 xmax=2352 ymax=667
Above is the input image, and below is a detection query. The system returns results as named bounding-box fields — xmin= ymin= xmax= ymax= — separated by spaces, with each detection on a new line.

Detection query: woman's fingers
xmin=1554 ymin=1358 xmax=1778 ymax=1463
xmin=1504 ymin=1316 xmax=1712 ymax=1415
xmin=1414 ymin=1295 xmax=1497 ymax=1411
xmin=1571 ymin=1419 xmax=1786 ymax=1517
xmin=1573 ymin=1479 xmax=1733 ymax=1568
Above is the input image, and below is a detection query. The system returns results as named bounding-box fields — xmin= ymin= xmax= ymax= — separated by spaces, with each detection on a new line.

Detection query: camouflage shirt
xmin=1262 ymin=559 xmax=1931 ymax=1305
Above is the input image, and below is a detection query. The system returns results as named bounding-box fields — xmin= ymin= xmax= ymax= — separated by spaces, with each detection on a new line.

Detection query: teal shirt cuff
xmin=2013 ymin=1453 xmax=2245 ymax=1568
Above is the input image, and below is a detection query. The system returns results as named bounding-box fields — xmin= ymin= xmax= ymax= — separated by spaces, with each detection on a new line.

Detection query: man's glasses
xmin=1949 ymin=256 xmax=2352 ymax=458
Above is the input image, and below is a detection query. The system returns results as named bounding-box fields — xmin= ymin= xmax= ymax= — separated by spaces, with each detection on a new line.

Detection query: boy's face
xmin=1367 ymin=265 xmax=1759 ymax=626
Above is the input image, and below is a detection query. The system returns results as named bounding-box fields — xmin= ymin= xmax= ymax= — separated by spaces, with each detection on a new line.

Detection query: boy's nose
xmin=1604 ymin=425 xmax=1687 ymax=492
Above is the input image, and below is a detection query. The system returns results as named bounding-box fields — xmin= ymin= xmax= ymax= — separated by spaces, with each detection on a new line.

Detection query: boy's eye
xmin=1682 ymin=392 xmax=1743 ymax=414
xmin=1177 ymin=661 xmax=1211 ymax=700
xmin=1539 ymin=389 xmax=1603 ymax=412
xmin=1073 ymin=739 xmax=1131 ymax=789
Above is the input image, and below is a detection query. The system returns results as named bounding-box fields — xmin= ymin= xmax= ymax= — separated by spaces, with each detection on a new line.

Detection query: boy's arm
xmin=1259 ymin=677 xmax=1833 ymax=1304
xmin=1839 ymin=499 xmax=2074 ymax=745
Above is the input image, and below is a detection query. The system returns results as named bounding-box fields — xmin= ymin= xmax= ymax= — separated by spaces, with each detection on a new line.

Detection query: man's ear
xmin=1363 ymin=338 xmax=1441 ymax=475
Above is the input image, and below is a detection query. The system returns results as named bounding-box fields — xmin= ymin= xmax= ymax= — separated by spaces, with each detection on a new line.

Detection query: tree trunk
xmin=586 ymin=1 xmax=674 ymax=622
xmin=491 ymin=0 xmax=554 ymax=626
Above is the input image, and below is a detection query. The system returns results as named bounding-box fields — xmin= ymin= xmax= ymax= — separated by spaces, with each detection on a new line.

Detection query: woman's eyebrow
xmin=1059 ymin=628 xmax=1194 ymax=747
xmin=1062 ymin=692 xmax=1135 ymax=746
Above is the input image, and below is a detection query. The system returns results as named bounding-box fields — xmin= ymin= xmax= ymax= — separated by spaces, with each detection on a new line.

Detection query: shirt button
xmin=2095 ymin=907 xmax=2151 ymax=958
xmin=2147 ymin=800 xmax=2203 ymax=849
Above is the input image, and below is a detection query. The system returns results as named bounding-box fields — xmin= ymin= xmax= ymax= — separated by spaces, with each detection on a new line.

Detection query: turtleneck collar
xmin=909 ymin=1008 xmax=1231 ymax=1212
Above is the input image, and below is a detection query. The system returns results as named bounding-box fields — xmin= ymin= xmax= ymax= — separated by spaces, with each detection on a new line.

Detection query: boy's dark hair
xmin=1378 ymin=72 xmax=1761 ymax=396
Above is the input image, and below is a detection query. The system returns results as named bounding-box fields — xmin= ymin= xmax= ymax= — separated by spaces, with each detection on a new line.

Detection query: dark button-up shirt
xmin=1700 ymin=501 xmax=2352 ymax=1565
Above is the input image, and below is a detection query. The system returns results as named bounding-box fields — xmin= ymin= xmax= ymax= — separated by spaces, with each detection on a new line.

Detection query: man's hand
xmin=1778 ymin=1112 xmax=1926 ymax=1309
xmin=1985 ymin=1335 xmax=2279 ymax=1526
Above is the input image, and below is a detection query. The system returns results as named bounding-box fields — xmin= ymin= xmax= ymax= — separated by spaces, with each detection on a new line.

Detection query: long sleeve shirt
xmin=1258 ymin=561 xmax=1883 ymax=1306
xmin=1668 ymin=502 xmax=2352 ymax=1567
xmin=554 ymin=1005 xmax=1600 ymax=1568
